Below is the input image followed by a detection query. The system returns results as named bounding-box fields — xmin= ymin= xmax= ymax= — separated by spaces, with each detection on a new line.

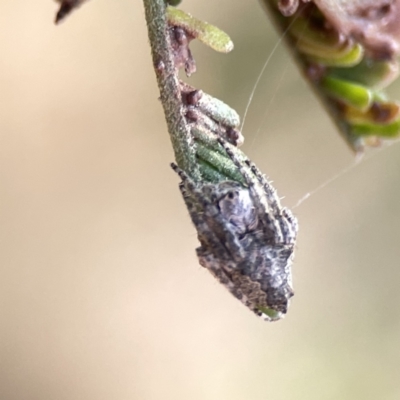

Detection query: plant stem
xmin=142 ymin=0 xmax=201 ymax=180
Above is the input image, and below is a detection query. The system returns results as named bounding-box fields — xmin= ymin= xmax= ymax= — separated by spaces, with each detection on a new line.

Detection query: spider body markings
xmin=171 ymin=139 xmax=298 ymax=321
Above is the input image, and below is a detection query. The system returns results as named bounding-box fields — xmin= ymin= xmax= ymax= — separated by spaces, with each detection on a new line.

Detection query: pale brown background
xmin=1 ymin=1 xmax=400 ymax=399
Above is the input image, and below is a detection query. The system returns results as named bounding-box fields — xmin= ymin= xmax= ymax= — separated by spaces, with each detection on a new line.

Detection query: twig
xmin=142 ymin=0 xmax=200 ymax=180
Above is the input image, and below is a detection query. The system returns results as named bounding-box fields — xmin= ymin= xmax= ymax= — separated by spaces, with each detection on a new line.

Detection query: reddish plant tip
xmin=370 ymin=102 xmax=400 ymax=123
xmin=226 ymin=128 xmax=244 ymax=147
xmin=186 ymin=90 xmax=203 ymax=106
xmin=185 ymin=109 xmax=199 ymax=122
xmin=169 ymin=26 xmax=196 ymax=76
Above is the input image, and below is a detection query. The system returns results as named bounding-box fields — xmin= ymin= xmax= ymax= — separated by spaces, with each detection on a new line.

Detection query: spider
xmin=171 ymin=138 xmax=298 ymax=321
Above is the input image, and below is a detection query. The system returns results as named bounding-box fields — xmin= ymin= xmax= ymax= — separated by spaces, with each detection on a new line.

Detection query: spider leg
xmin=247 ymin=160 xmax=298 ymax=245
xmin=216 ymin=140 xmax=284 ymax=243
xmin=171 ymin=163 xmax=245 ymax=261
xmin=281 ymin=208 xmax=298 ymax=245
xmin=246 ymin=161 xmax=283 ymax=215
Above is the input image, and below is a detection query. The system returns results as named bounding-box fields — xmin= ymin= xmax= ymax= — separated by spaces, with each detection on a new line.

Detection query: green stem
xmin=142 ymin=0 xmax=201 ymax=180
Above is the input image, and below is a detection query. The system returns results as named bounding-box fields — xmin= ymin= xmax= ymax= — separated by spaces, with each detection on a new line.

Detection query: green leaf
xmin=321 ymin=76 xmax=373 ymax=111
xmin=304 ymin=42 xmax=364 ymax=67
xmin=351 ymin=119 xmax=400 ymax=138
xmin=167 ymin=7 xmax=234 ymax=53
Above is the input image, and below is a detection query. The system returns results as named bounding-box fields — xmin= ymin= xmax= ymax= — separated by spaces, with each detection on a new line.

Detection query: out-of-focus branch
xmin=263 ymin=0 xmax=400 ymax=153
xmin=54 ymin=0 xmax=90 ymax=23
xmin=313 ymin=0 xmax=400 ymax=59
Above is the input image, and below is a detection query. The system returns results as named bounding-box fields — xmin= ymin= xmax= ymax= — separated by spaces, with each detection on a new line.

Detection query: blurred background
xmin=1 ymin=1 xmax=400 ymax=399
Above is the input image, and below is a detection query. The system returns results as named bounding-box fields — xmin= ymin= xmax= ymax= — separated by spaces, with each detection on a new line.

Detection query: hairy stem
xmin=142 ymin=0 xmax=201 ymax=180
